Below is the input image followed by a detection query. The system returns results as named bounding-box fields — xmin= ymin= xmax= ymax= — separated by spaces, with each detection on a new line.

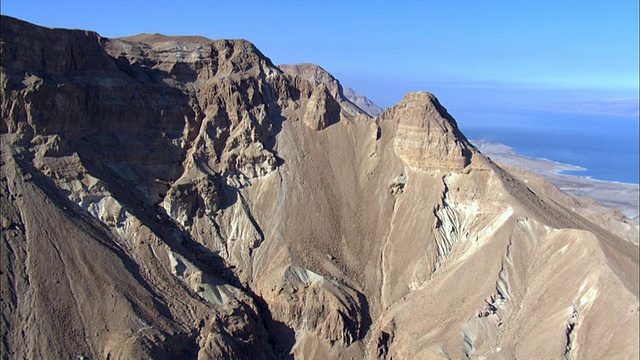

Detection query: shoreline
xmin=472 ymin=140 xmax=640 ymax=220
xmin=554 ymin=171 xmax=639 ymax=186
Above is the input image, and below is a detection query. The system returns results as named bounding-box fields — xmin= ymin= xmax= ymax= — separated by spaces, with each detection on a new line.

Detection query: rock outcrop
xmin=302 ymin=83 xmax=341 ymax=130
xmin=2 ymin=16 xmax=638 ymax=360
xmin=279 ymin=62 xmax=367 ymax=118
xmin=383 ymin=91 xmax=474 ymax=172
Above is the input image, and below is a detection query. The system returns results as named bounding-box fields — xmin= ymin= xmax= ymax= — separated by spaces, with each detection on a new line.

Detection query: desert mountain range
xmin=278 ymin=63 xmax=382 ymax=118
xmin=1 ymin=16 xmax=638 ymax=359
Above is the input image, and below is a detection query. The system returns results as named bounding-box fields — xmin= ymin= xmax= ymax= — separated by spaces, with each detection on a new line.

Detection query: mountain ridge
xmin=343 ymin=87 xmax=383 ymax=117
xmin=1 ymin=16 xmax=638 ymax=359
xmin=278 ymin=62 xmax=384 ymax=117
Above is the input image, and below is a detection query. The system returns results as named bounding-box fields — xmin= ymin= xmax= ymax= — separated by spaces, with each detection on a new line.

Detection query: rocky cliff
xmin=278 ymin=62 xmax=367 ymax=118
xmin=1 ymin=16 xmax=638 ymax=359
xmin=279 ymin=63 xmax=383 ymax=117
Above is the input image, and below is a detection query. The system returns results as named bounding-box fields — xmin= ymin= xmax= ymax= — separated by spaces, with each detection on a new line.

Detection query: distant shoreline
xmin=472 ymin=140 xmax=640 ymax=220
xmin=555 ymin=170 xmax=640 ymax=186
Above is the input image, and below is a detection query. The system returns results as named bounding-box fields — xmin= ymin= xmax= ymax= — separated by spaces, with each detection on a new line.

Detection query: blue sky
xmin=3 ymin=0 xmax=638 ymax=115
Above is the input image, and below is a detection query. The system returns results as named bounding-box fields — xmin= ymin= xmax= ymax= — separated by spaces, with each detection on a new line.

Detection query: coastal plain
xmin=473 ymin=141 xmax=639 ymax=221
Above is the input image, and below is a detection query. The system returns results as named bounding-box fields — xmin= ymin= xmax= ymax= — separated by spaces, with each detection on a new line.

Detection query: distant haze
xmin=2 ymin=0 xmax=638 ymax=117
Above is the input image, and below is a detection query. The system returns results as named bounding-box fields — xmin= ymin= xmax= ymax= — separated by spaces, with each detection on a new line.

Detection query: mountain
xmin=278 ymin=63 xmax=369 ymax=118
xmin=1 ymin=16 xmax=638 ymax=359
xmin=278 ymin=63 xmax=382 ymax=117
xmin=278 ymin=63 xmax=383 ymax=117
xmin=343 ymin=87 xmax=383 ymax=117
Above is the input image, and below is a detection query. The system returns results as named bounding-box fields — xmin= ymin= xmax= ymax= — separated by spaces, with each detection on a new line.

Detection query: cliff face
xmin=278 ymin=62 xmax=367 ymax=118
xmin=1 ymin=16 xmax=638 ymax=360
xmin=278 ymin=64 xmax=383 ymax=117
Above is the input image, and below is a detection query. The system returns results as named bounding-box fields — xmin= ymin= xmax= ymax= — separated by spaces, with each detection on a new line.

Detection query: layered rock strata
xmin=1 ymin=16 xmax=638 ymax=359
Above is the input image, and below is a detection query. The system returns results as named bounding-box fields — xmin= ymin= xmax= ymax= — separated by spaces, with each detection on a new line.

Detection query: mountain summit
xmin=1 ymin=16 xmax=638 ymax=359
xmin=279 ymin=63 xmax=383 ymax=117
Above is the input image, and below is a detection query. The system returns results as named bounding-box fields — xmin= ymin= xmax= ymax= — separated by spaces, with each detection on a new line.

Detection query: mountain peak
xmin=2 ymin=16 xmax=638 ymax=360
xmin=279 ymin=63 xmax=368 ymax=117
xmin=381 ymin=91 xmax=474 ymax=171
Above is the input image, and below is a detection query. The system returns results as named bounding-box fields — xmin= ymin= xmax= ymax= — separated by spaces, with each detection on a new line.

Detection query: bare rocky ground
xmin=1 ymin=16 xmax=638 ymax=359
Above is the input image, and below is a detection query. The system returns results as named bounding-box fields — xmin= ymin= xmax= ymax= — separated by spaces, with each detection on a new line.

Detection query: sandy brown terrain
xmin=1 ymin=16 xmax=638 ymax=359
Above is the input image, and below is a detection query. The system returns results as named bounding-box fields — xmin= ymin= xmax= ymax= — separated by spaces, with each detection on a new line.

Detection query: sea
xmin=456 ymin=109 xmax=639 ymax=184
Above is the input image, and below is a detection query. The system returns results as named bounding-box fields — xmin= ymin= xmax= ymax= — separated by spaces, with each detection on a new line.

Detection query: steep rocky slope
xmin=1 ymin=16 xmax=638 ymax=359
xmin=278 ymin=63 xmax=367 ymax=118
xmin=343 ymin=87 xmax=383 ymax=117
xmin=279 ymin=63 xmax=383 ymax=117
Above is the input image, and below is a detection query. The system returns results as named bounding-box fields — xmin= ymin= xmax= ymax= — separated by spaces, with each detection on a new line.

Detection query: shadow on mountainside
xmin=2 ymin=17 xmax=297 ymax=355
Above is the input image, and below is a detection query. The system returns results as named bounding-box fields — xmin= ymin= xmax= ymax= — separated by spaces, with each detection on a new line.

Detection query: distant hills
xmin=343 ymin=87 xmax=383 ymax=117
xmin=1 ymin=15 xmax=638 ymax=359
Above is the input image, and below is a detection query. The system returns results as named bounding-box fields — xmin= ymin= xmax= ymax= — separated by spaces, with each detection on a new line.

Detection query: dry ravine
xmin=1 ymin=16 xmax=638 ymax=359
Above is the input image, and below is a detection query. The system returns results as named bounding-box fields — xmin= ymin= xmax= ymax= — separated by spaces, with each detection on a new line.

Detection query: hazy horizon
xmin=2 ymin=0 xmax=638 ymax=119
xmin=2 ymin=1 xmax=638 ymax=184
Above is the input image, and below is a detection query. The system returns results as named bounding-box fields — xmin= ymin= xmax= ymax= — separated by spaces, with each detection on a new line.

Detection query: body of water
xmin=457 ymin=109 xmax=639 ymax=184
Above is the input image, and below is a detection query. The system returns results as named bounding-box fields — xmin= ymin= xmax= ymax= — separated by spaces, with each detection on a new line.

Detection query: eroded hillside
xmin=1 ymin=16 xmax=638 ymax=359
